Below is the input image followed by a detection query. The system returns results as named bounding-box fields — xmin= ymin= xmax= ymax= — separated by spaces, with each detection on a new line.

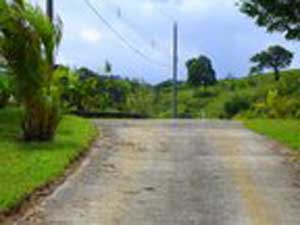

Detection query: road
xmin=17 ymin=120 xmax=300 ymax=225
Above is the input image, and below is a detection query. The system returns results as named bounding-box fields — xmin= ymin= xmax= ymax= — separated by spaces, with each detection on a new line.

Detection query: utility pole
xmin=46 ymin=0 xmax=54 ymax=66
xmin=47 ymin=0 xmax=54 ymax=22
xmin=172 ymin=22 xmax=178 ymax=119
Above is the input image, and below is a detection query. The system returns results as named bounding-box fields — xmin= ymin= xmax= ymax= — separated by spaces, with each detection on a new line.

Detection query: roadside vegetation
xmin=0 ymin=107 xmax=97 ymax=212
xmin=154 ymin=69 xmax=300 ymax=119
xmin=244 ymin=119 xmax=300 ymax=151
xmin=0 ymin=0 xmax=97 ymax=214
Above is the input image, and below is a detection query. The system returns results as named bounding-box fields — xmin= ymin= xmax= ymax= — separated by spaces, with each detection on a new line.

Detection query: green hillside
xmin=154 ymin=69 xmax=300 ymax=119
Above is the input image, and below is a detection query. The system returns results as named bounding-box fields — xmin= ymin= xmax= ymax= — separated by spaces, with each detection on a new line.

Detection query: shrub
xmin=0 ymin=1 xmax=63 ymax=141
xmin=126 ymin=85 xmax=155 ymax=117
xmin=193 ymin=88 xmax=217 ymax=98
xmin=224 ymin=95 xmax=251 ymax=118
xmin=253 ymin=89 xmax=300 ymax=118
xmin=278 ymin=72 xmax=300 ymax=95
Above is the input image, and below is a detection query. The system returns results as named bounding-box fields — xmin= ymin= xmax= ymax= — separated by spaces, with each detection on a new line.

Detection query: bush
xmin=0 ymin=1 xmax=63 ymax=141
xmin=224 ymin=95 xmax=251 ymax=118
xmin=253 ymin=89 xmax=300 ymax=118
xmin=193 ymin=88 xmax=217 ymax=98
xmin=126 ymin=85 xmax=155 ymax=117
xmin=278 ymin=72 xmax=300 ymax=95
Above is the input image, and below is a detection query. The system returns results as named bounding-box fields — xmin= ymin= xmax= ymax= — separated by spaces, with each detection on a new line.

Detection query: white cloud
xmin=141 ymin=1 xmax=156 ymax=15
xmin=80 ymin=28 xmax=102 ymax=44
xmin=178 ymin=0 xmax=234 ymax=13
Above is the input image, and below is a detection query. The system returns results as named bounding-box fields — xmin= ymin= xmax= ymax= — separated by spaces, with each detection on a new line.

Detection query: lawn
xmin=0 ymin=107 xmax=97 ymax=212
xmin=244 ymin=119 xmax=300 ymax=151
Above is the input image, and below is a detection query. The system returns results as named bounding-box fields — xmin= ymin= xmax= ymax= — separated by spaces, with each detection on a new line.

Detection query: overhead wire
xmin=83 ymin=0 xmax=170 ymax=69
xmin=96 ymin=0 xmax=171 ymax=58
xmin=152 ymin=2 xmax=194 ymax=80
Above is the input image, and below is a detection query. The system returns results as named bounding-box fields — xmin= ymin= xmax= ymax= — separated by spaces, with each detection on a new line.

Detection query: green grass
xmin=244 ymin=119 xmax=300 ymax=151
xmin=0 ymin=107 xmax=97 ymax=212
xmin=155 ymin=69 xmax=300 ymax=119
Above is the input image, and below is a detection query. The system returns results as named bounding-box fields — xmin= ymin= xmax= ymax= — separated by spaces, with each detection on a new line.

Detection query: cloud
xmin=141 ymin=0 xmax=156 ymax=15
xmin=79 ymin=28 xmax=102 ymax=44
xmin=25 ymin=0 xmax=300 ymax=83
xmin=178 ymin=0 xmax=234 ymax=13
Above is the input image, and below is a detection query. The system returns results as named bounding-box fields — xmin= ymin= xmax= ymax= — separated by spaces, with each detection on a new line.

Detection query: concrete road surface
xmin=17 ymin=120 xmax=300 ymax=225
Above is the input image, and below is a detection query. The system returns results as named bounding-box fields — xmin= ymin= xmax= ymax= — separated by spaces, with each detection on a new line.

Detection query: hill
xmin=153 ymin=69 xmax=300 ymax=119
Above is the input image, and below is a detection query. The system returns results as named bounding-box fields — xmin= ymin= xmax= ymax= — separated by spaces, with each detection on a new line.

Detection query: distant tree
xmin=225 ymin=73 xmax=236 ymax=80
xmin=250 ymin=45 xmax=293 ymax=81
xmin=154 ymin=79 xmax=184 ymax=90
xmin=104 ymin=60 xmax=112 ymax=74
xmin=186 ymin=56 xmax=217 ymax=87
xmin=239 ymin=0 xmax=300 ymax=40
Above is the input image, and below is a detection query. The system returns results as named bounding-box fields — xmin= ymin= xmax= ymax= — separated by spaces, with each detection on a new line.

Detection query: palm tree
xmin=0 ymin=0 xmax=63 ymax=141
xmin=104 ymin=60 xmax=112 ymax=75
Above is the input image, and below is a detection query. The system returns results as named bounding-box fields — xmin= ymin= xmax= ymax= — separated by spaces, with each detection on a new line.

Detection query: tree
xmin=239 ymin=0 xmax=300 ymax=40
xmin=126 ymin=82 xmax=154 ymax=117
xmin=250 ymin=45 xmax=293 ymax=81
xmin=0 ymin=0 xmax=63 ymax=141
xmin=186 ymin=56 xmax=217 ymax=87
xmin=104 ymin=60 xmax=112 ymax=74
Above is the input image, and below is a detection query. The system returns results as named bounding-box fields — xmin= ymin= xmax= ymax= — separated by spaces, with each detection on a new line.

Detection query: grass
xmin=0 ymin=107 xmax=97 ymax=212
xmin=155 ymin=69 xmax=300 ymax=119
xmin=244 ymin=119 xmax=300 ymax=151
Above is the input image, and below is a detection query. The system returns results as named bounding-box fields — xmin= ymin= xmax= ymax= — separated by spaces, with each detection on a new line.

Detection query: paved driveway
xmin=17 ymin=120 xmax=300 ymax=225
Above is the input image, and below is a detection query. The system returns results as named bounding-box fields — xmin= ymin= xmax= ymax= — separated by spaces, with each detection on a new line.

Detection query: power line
xmin=150 ymin=3 xmax=192 ymax=63
xmin=154 ymin=4 xmax=176 ymax=22
xmin=98 ymin=0 xmax=171 ymax=58
xmin=83 ymin=0 xmax=169 ymax=69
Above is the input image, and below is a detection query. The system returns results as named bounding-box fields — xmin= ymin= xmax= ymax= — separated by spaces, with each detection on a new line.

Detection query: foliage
xmin=252 ymin=90 xmax=300 ymax=118
xmin=0 ymin=107 xmax=97 ymax=211
xmin=244 ymin=119 xmax=300 ymax=150
xmin=224 ymin=95 xmax=251 ymax=118
xmin=186 ymin=55 xmax=217 ymax=87
xmin=0 ymin=73 xmax=12 ymax=108
xmin=250 ymin=45 xmax=293 ymax=81
xmin=239 ymin=0 xmax=300 ymax=40
xmin=57 ymin=67 xmax=157 ymax=116
xmin=126 ymin=83 xmax=155 ymax=117
xmin=153 ymin=69 xmax=300 ymax=119
xmin=193 ymin=88 xmax=217 ymax=98
xmin=0 ymin=0 xmax=62 ymax=141
xmin=155 ymin=79 xmax=174 ymax=90
xmin=60 ymin=68 xmax=108 ymax=113
xmin=104 ymin=60 xmax=112 ymax=74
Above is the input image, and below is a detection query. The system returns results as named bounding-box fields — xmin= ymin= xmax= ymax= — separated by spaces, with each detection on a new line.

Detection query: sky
xmin=30 ymin=0 xmax=300 ymax=84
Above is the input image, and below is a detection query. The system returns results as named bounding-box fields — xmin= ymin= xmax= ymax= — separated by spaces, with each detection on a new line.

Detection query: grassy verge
xmin=0 ymin=107 xmax=98 ymax=212
xmin=244 ymin=119 xmax=300 ymax=151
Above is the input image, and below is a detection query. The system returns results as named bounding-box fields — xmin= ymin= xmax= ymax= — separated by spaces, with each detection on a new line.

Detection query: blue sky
xmin=31 ymin=0 xmax=300 ymax=83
